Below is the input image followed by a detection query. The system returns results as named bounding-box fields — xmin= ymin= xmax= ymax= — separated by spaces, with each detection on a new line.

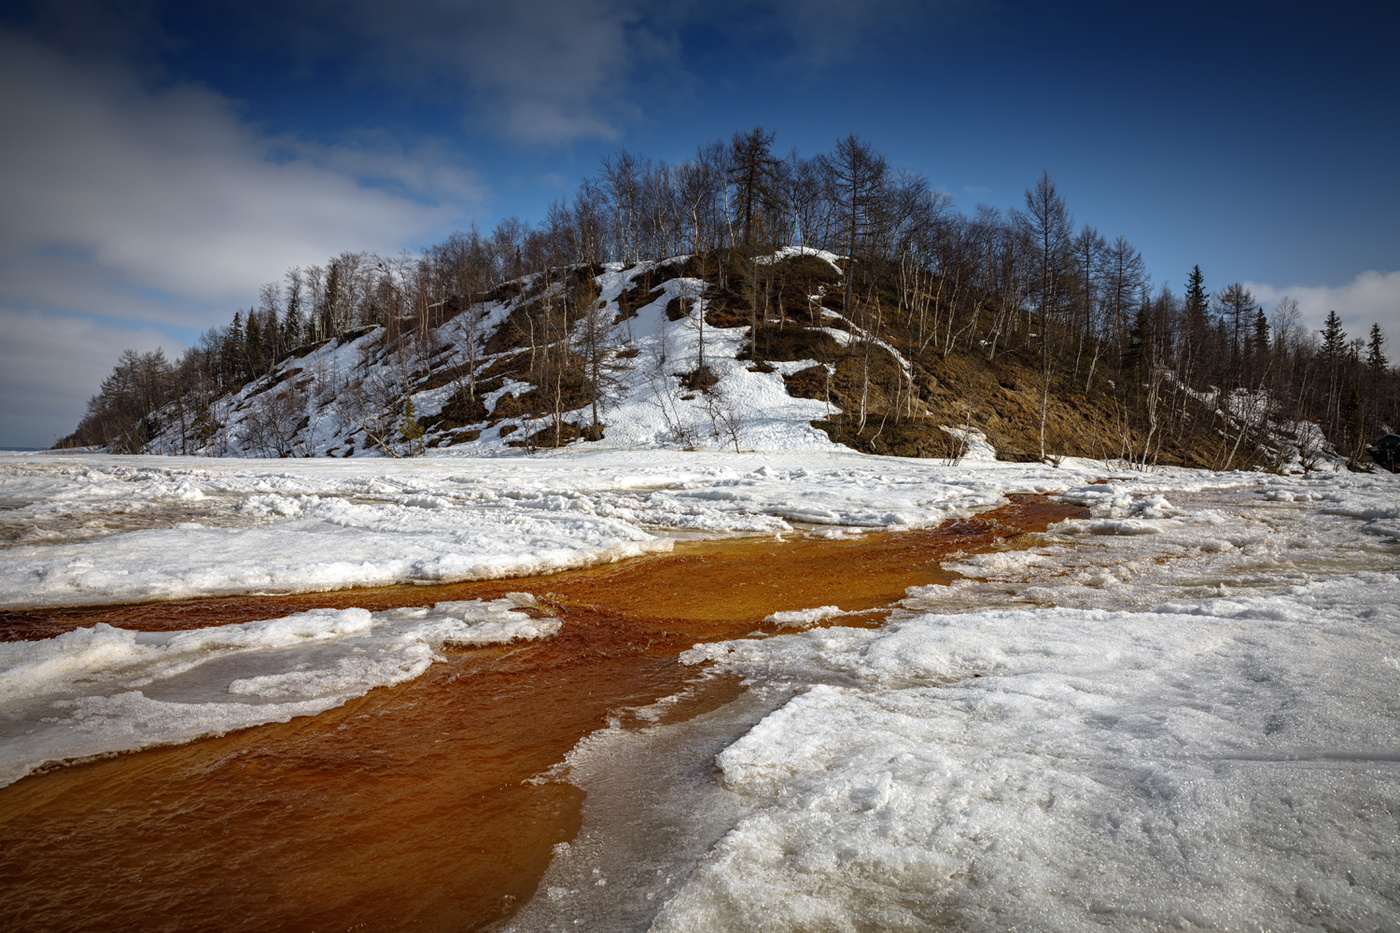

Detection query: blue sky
xmin=1 ymin=0 xmax=1397 ymax=448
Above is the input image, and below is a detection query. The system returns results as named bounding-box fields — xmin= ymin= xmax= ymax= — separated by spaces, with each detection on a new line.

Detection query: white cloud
xmin=0 ymin=28 xmax=486 ymax=445
xmin=0 ymin=30 xmax=482 ymax=321
xmin=0 ymin=308 xmax=179 ymax=449
xmin=1247 ymin=270 xmax=1400 ymax=347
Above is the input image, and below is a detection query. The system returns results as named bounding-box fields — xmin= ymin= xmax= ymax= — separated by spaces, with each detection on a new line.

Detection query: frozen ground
xmin=2 ymin=449 xmax=1399 ymax=930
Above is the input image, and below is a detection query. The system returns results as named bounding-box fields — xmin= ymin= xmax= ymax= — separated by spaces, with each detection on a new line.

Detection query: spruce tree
xmin=281 ymin=304 xmax=303 ymax=350
xmin=245 ymin=308 xmax=264 ymax=376
xmin=1321 ymin=311 xmax=1348 ymax=437
xmin=1124 ymin=299 xmax=1151 ymax=376
xmin=1367 ymin=323 xmax=1387 ymax=374
xmin=1181 ymin=265 xmax=1212 ymax=380
xmin=227 ymin=311 xmax=248 ymax=384
xmin=399 ymin=397 xmax=425 ymax=457
xmin=1184 ymin=265 xmax=1209 ymax=324
xmin=1322 ymin=310 xmax=1346 ymax=360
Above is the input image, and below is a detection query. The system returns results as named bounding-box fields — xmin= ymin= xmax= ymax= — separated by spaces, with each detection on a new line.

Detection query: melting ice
xmin=0 ymin=597 xmax=554 ymax=788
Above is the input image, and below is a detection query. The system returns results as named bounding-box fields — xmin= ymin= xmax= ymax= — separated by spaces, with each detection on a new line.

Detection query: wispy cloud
xmin=282 ymin=0 xmax=659 ymax=144
xmin=765 ymin=0 xmax=961 ymax=67
xmin=0 ymin=29 xmax=481 ymax=323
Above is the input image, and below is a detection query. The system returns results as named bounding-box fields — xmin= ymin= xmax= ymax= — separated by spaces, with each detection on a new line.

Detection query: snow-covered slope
xmin=144 ymin=250 xmax=861 ymax=459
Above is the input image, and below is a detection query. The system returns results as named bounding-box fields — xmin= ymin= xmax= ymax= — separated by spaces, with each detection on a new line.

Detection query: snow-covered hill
xmin=115 ymin=244 xmax=1352 ymax=473
xmin=143 ymin=249 xmax=927 ymax=459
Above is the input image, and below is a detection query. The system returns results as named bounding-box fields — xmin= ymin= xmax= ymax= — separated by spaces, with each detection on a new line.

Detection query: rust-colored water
xmin=0 ymin=496 xmax=1081 ymax=933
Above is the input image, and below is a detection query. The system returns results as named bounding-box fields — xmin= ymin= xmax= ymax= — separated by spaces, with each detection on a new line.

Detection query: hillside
xmin=38 ymin=246 xmax=1237 ymax=465
xmin=67 ymin=245 xmax=1346 ymax=471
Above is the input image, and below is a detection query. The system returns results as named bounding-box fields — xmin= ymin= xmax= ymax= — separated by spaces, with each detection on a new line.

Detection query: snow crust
xmin=0 ymin=596 xmax=551 ymax=788
xmin=668 ymin=582 xmax=1399 ymax=930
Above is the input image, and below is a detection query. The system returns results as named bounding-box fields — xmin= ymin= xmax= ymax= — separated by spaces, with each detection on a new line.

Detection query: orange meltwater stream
xmin=0 ymin=496 xmax=1082 ymax=932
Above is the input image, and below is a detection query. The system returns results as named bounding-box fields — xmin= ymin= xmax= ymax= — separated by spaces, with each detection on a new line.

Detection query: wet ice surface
xmin=0 ymin=596 xmax=551 ymax=787
xmin=502 ymin=685 xmax=789 ymax=933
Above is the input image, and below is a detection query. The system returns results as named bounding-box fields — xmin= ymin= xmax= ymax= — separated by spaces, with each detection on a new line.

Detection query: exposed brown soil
xmin=0 ymin=496 xmax=1084 ymax=933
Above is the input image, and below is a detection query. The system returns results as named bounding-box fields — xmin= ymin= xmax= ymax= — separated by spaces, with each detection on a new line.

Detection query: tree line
xmin=63 ymin=127 xmax=1398 ymax=466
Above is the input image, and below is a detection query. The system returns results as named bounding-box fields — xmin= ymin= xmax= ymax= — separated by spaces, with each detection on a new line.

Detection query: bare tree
xmin=820 ymin=133 xmax=888 ymax=315
xmin=1216 ymin=282 xmax=1255 ymax=364
xmin=243 ymin=380 xmax=310 ymax=458
xmin=1021 ymin=171 xmax=1073 ymax=458
xmin=728 ymin=126 xmax=782 ymax=249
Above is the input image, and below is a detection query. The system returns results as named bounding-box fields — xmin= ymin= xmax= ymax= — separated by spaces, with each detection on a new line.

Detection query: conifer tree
xmin=1184 ymin=266 xmax=1209 ymax=324
xmin=399 ymin=397 xmax=425 ymax=456
xmin=226 ymin=311 xmax=249 ymax=384
xmin=1320 ymin=310 xmax=1348 ymax=435
xmin=1365 ymin=322 xmax=1389 ymax=439
xmin=1322 ymin=310 xmax=1346 ymax=360
xmin=1124 ymin=300 xmax=1150 ymax=377
xmin=1367 ymin=323 xmax=1387 ymax=374
xmin=281 ymin=304 xmax=303 ymax=350
xmin=245 ymin=309 xmax=264 ymax=376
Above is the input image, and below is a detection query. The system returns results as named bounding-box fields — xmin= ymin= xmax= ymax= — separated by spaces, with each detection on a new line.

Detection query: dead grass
xmin=617 ymin=282 xmax=664 ymax=317
xmin=741 ymin=325 xmax=842 ymax=363
xmin=784 ymin=365 xmax=828 ymax=400
xmin=507 ymin=421 xmax=586 ymax=449
xmin=703 ymin=290 xmax=750 ymax=328
xmin=426 ymin=381 xmax=499 ymax=432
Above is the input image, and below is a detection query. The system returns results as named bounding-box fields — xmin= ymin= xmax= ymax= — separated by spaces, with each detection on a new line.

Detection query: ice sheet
xmin=0 ymin=449 xmax=1130 ymax=607
xmin=0 ymin=596 xmax=553 ymax=788
xmin=4 ymin=450 xmax=1400 ymax=928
